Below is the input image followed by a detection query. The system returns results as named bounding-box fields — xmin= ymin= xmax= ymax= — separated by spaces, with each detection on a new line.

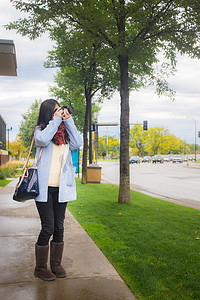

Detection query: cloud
xmin=1 ymin=0 xmax=56 ymax=78
xmin=1 ymin=0 xmax=200 ymax=145
xmin=98 ymin=61 xmax=200 ymax=144
xmin=168 ymin=56 xmax=200 ymax=94
xmin=0 ymin=81 xmax=54 ymax=142
xmin=0 ymin=0 xmax=58 ymax=141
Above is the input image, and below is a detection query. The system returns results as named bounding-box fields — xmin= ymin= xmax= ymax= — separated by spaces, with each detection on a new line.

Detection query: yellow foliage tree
xmin=129 ymin=125 xmax=148 ymax=156
xmin=9 ymin=135 xmax=28 ymax=160
xmin=108 ymin=137 xmax=120 ymax=159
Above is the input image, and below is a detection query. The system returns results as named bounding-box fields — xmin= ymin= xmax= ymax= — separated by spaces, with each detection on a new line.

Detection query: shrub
xmin=0 ymin=170 xmax=6 ymax=180
xmin=0 ymin=161 xmax=32 ymax=180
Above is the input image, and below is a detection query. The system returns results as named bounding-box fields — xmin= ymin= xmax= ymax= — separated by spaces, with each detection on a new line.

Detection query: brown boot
xmin=50 ymin=241 xmax=66 ymax=278
xmin=34 ymin=244 xmax=56 ymax=281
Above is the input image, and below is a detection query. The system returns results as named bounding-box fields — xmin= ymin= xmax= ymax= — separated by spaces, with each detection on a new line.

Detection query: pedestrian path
xmin=0 ymin=179 xmax=136 ymax=300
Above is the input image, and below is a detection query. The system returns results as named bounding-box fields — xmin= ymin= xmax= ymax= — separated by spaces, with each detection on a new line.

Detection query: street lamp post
xmin=96 ymin=122 xmax=119 ymax=160
xmin=186 ymin=117 xmax=197 ymax=161
xmin=7 ymin=127 xmax=12 ymax=150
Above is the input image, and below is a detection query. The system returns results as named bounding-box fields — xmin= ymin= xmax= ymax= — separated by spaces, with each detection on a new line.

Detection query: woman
xmin=33 ymin=99 xmax=82 ymax=281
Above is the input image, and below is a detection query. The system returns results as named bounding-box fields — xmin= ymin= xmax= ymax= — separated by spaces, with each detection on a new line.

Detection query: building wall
xmin=0 ymin=114 xmax=6 ymax=150
xmin=0 ymin=150 xmax=9 ymax=166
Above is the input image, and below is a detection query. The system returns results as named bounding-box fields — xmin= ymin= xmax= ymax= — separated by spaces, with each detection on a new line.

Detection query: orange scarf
xmin=52 ymin=122 xmax=67 ymax=145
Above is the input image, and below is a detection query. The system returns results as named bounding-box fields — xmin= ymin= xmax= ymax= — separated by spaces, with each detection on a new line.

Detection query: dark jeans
xmin=36 ymin=187 xmax=67 ymax=246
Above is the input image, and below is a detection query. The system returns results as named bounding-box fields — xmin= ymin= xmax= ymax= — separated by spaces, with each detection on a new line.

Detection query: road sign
xmin=143 ymin=120 xmax=148 ymax=131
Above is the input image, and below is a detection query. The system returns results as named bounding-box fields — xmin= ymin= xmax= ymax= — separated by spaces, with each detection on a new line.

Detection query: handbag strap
xmin=14 ymin=136 xmax=43 ymax=177
xmin=15 ymin=137 xmax=43 ymax=189
xmin=23 ymin=136 xmax=43 ymax=170
xmin=22 ymin=136 xmax=34 ymax=171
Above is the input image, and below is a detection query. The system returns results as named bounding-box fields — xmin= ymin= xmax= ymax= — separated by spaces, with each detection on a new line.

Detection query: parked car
xmin=129 ymin=156 xmax=140 ymax=164
xmin=163 ymin=155 xmax=170 ymax=162
xmin=152 ymin=155 xmax=164 ymax=163
xmin=182 ymin=155 xmax=188 ymax=162
xmin=188 ymin=154 xmax=195 ymax=161
xmin=172 ymin=155 xmax=183 ymax=163
xmin=142 ymin=156 xmax=151 ymax=163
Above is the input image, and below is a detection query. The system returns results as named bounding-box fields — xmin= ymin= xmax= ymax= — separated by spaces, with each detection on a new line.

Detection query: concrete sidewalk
xmin=0 ymin=179 xmax=136 ymax=300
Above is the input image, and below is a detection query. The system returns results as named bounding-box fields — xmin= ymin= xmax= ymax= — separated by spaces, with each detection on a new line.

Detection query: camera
xmin=61 ymin=106 xmax=74 ymax=115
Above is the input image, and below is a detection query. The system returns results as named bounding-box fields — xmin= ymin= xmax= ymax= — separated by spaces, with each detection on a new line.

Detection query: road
xmin=99 ymin=161 xmax=200 ymax=209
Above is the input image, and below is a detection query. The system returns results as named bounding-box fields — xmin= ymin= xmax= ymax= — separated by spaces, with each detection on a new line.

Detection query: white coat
xmin=33 ymin=116 xmax=82 ymax=202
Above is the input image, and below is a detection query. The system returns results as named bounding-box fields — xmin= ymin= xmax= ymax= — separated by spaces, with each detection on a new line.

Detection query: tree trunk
xmin=89 ymin=102 xmax=93 ymax=164
xmin=118 ymin=54 xmax=131 ymax=203
xmin=81 ymin=93 xmax=91 ymax=184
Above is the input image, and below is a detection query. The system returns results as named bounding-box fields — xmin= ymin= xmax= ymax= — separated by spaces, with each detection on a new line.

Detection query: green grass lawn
xmin=0 ymin=179 xmax=12 ymax=187
xmin=68 ymin=179 xmax=200 ymax=299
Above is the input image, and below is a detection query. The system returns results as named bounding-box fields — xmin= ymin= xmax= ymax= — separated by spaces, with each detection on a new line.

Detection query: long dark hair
xmin=36 ymin=99 xmax=69 ymax=144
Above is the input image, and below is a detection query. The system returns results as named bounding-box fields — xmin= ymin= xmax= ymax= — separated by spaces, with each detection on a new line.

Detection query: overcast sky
xmin=0 ymin=0 xmax=200 ymax=145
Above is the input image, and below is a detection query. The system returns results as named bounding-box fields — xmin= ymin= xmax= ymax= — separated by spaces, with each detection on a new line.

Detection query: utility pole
xmin=186 ymin=116 xmax=197 ymax=161
xmin=97 ymin=123 xmax=119 ymax=160
xmin=106 ymin=126 xmax=109 ymax=159
xmin=7 ymin=127 xmax=12 ymax=149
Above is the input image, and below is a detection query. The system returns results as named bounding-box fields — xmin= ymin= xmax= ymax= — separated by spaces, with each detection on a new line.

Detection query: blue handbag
xmin=13 ymin=137 xmax=43 ymax=202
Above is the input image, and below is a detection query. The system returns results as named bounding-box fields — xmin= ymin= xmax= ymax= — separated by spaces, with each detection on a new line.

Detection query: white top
xmin=48 ymin=143 xmax=69 ymax=187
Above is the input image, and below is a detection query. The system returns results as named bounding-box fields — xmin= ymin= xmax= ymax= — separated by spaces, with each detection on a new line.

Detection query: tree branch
xmin=91 ymin=87 xmax=101 ymax=98
xmin=132 ymin=0 xmax=175 ymax=43
xmin=143 ymin=27 xmax=195 ymax=41
xmin=111 ymin=0 xmax=119 ymax=28
xmin=65 ymin=12 xmax=117 ymax=49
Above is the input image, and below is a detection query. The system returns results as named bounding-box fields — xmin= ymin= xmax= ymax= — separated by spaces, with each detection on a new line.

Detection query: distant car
xmin=129 ymin=156 xmax=140 ymax=164
xmin=142 ymin=156 xmax=151 ymax=163
xmin=188 ymin=154 xmax=195 ymax=161
xmin=152 ymin=155 xmax=164 ymax=163
xmin=163 ymin=155 xmax=170 ymax=162
xmin=172 ymin=155 xmax=183 ymax=163
xmin=182 ymin=155 xmax=188 ymax=162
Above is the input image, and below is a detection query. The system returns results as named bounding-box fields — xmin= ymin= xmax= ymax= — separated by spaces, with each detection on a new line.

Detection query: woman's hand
xmin=54 ymin=107 xmax=63 ymax=119
xmin=62 ymin=108 xmax=71 ymax=120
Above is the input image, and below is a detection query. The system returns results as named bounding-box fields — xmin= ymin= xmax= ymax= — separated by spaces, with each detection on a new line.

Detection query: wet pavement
xmin=0 ymin=179 xmax=136 ymax=300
